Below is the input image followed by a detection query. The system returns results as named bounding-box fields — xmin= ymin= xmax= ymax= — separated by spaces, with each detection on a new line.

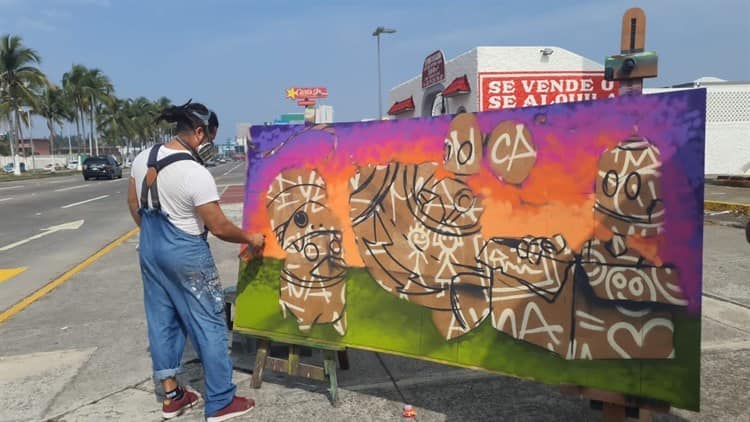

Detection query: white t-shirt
xmin=131 ymin=145 xmax=220 ymax=235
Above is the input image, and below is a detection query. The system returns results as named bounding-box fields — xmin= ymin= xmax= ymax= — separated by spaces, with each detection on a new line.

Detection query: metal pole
xmin=377 ymin=34 xmax=382 ymax=120
xmin=67 ymin=125 xmax=72 ymax=161
xmin=9 ymin=108 xmax=20 ymax=175
xmin=92 ymin=96 xmax=99 ymax=156
xmin=29 ymin=111 xmax=36 ymax=170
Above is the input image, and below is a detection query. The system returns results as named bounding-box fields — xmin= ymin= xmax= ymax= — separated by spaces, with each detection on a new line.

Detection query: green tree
xmin=38 ymin=84 xmax=73 ymax=159
xmin=0 ymin=34 xmax=48 ymax=173
xmin=84 ymin=67 xmax=114 ymax=155
xmin=62 ymin=64 xmax=90 ymax=153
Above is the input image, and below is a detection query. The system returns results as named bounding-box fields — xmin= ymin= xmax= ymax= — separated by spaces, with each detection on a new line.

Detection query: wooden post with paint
xmin=605 ymin=7 xmax=658 ymax=96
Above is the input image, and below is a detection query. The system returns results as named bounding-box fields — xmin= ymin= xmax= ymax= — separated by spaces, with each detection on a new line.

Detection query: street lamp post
xmin=372 ymin=26 xmax=396 ymax=120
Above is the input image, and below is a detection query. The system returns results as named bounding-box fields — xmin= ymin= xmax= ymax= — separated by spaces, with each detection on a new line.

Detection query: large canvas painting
xmin=234 ymin=89 xmax=706 ymax=410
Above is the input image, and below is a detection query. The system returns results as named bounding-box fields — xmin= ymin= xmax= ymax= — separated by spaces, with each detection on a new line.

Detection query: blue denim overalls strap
xmin=138 ymin=144 xmax=236 ymax=416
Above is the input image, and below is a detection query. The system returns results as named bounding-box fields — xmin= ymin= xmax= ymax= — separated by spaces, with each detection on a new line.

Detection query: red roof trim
xmin=387 ymin=96 xmax=415 ymax=115
xmin=442 ymin=75 xmax=471 ymax=97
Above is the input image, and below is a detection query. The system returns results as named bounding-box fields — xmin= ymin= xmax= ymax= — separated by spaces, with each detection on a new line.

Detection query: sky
xmin=1 ymin=0 xmax=748 ymax=144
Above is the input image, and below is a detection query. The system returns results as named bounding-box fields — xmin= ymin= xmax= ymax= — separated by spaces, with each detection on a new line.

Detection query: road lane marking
xmin=61 ymin=195 xmax=109 ymax=209
xmin=0 ymin=220 xmax=85 ymax=252
xmin=0 ymin=228 xmax=139 ymax=324
xmin=0 ymin=268 xmax=27 ymax=285
xmin=222 ymin=163 xmax=242 ymax=176
xmin=0 ymin=185 xmax=24 ymax=191
xmin=54 ymin=184 xmax=90 ymax=192
xmin=0 ymin=197 xmax=13 ymax=202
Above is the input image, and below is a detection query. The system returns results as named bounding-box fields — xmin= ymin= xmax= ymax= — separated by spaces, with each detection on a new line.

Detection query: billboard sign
xmin=479 ymin=71 xmax=618 ymax=110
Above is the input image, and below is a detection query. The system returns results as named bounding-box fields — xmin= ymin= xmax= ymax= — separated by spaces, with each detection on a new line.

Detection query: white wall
xmin=389 ymin=46 xmax=603 ymax=118
xmin=0 ymin=155 xmax=72 ymax=169
xmin=476 ymin=46 xmax=602 ymax=73
xmin=646 ymin=82 xmax=750 ymax=175
xmin=389 ymin=49 xmax=478 ymax=119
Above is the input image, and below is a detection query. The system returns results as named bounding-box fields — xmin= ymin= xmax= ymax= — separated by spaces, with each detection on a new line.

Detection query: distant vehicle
xmin=67 ymin=160 xmax=79 ymax=170
xmin=43 ymin=163 xmax=64 ymax=172
xmin=3 ymin=163 xmax=26 ymax=173
xmin=218 ymin=157 xmax=227 ymax=164
xmin=82 ymin=156 xmax=122 ymax=180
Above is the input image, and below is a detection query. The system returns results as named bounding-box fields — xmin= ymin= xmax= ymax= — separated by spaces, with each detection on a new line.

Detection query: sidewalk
xmin=704 ymin=184 xmax=750 ymax=229
xmin=0 ymin=190 xmax=748 ymax=421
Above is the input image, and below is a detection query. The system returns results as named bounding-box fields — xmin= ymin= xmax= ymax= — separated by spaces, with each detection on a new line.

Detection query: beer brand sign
xmin=479 ymin=72 xmax=618 ymax=110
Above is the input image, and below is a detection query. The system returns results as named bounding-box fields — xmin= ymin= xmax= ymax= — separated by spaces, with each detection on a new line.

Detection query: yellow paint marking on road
xmin=0 ymin=267 xmax=27 ymax=285
xmin=0 ymin=227 xmax=139 ymax=324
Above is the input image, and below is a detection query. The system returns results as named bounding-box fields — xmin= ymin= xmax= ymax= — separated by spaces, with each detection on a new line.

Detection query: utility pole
xmin=372 ymin=26 xmax=396 ymax=120
xmin=92 ymin=95 xmax=99 ymax=156
xmin=67 ymin=125 xmax=72 ymax=163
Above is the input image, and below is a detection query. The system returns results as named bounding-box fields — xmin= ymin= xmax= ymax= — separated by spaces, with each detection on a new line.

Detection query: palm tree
xmin=0 ymin=34 xmax=48 ymax=174
xmin=84 ymin=67 xmax=114 ymax=155
xmin=62 ymin=64 xmax=90 ymax=154
xmin=128 ymin=96 xmax=158 ymax=150
xmin=154 ymin=96 xmax=172 ymax=142
xmin=38 ymin=84 xmax=73 ymax=162
xmin=98 ymin=96 xmax=135 ymax=157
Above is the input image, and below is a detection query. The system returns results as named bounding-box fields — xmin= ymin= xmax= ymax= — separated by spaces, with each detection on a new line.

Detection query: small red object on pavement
xmin=402 ymin=404 xmax=416 ymax=418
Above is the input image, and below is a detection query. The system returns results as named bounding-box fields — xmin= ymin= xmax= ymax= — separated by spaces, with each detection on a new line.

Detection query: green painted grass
xmin=234 ymin=258 xmax=699 ymax=410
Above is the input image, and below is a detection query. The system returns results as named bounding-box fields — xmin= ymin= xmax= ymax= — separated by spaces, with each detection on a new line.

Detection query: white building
xmin=645 ymin=77 xmax=750 ymax=175
xmin=388 ymin=46 xmax=616 ymax=119
xmin=389 ymin=47 xmax=750 ymax=176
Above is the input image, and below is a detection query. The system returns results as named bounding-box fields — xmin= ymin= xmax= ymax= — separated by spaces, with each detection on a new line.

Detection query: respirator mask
xmin=175 ymin=108 xmax=217 ymax=166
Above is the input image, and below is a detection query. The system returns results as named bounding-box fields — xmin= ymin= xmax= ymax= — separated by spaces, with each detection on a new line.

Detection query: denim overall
xmin=138 ymin=145 xmax=235 ymax=416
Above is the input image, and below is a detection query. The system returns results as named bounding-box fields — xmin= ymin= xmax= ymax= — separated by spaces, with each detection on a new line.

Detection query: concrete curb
xmin=704 ymin=200 xmax=750 ymax=215
xmin=704 ymin=219 xmax=747 ymax=229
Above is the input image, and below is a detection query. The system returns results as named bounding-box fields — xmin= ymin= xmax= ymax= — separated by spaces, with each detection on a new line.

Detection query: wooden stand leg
xmin=323 ymin=350 xmax=338 ymax=406
xmin=602 ymin=402 xmax=626 ymax=422
xmin=251 ymin=339 xmax=270 ymax=389
xmin=288 ymin=344 xmax=300 ymax=375
xmin=638 ymin=409 xmax=653 ymax=422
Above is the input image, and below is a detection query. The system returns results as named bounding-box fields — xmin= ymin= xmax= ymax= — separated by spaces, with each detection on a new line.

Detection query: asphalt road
xmin=0 ymin=161 xmax=247 ymax=314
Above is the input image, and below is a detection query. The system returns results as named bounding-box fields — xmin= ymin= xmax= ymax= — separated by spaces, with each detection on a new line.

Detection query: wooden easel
xmin=563 ymin=10 xmax=669 ymax=421
xmin=560 ymin=385 xmax=671 ymax=422
xmin=250 ymin=338 xmax=349 ymax=406
xmin=616 ymin=7 xmax=654 ymax=96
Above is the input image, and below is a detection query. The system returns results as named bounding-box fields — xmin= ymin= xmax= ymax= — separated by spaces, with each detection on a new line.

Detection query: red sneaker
xmin=162 ymin=386 xmax=201 ymax=419
xmin=206 ymin=396 xmax=255 ymax=422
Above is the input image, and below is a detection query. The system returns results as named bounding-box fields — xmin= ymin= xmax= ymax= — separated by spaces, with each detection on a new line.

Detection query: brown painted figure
xmin=349 ymin=162 xmax=490 ymax=340
xmin=267 ymin=169 xmax=347 ymax=335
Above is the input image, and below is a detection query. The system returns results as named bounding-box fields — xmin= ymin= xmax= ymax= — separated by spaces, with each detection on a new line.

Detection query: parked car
xmin=67 ymin=160 xmax=79 ymax=171
xmin=82 ymin=156 xmax=122 ymax=180
xmin=43 ymin=163 xmax=64 ymax=172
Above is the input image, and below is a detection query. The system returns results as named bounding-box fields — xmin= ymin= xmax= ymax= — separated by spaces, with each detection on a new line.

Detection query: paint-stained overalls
xmin=137 ymin=144 xmax=235 ymax=416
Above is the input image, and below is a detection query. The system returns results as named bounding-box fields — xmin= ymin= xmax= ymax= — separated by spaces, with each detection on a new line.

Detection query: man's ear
xmin=195 ymin=126 xmax=206 ymax=141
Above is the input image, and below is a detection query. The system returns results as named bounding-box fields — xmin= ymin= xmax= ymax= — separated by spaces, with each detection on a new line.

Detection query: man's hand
xmin=246 ymin=233 xmax=266 ymax=249
xmin=239 ymin=233 xmax=266 ymax=261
